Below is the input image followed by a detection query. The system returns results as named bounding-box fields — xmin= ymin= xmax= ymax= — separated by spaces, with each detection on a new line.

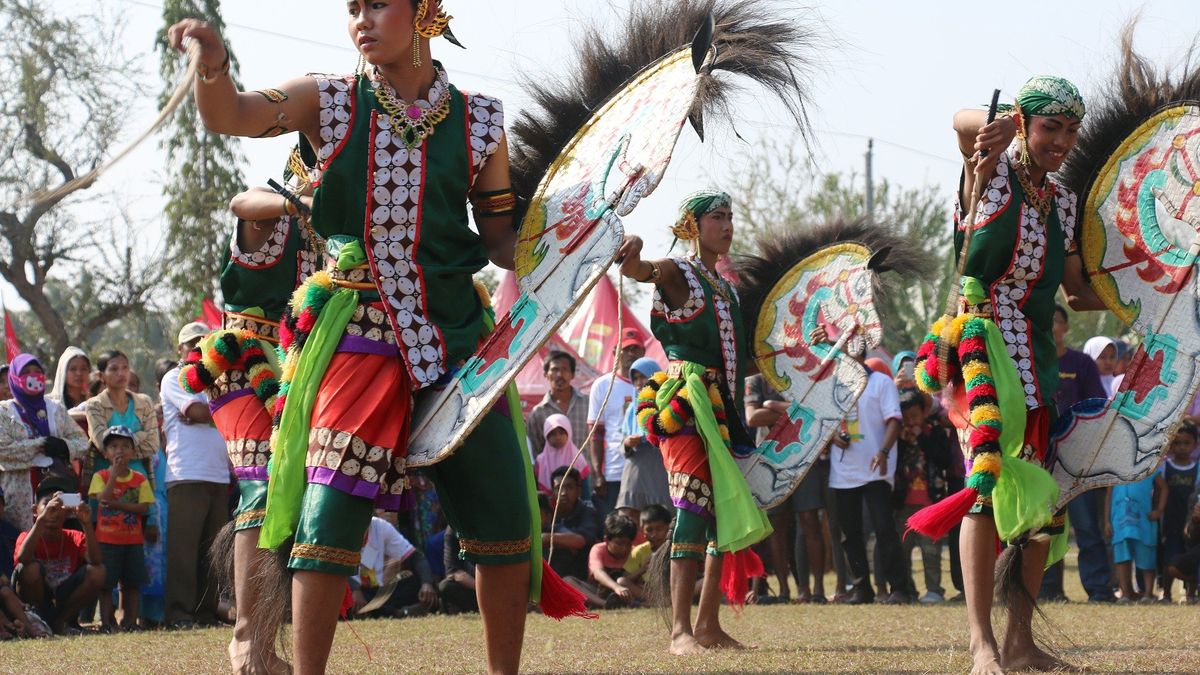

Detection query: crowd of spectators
xmin=2 ymin=311 xmax=1199 ymax=642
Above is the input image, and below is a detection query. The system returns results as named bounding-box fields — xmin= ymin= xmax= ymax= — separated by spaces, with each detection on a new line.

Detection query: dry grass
xmin=4 ymin=601 xmax=1197 ymax=674
xmin=5 ymin=554 xmax=1196 ymax=673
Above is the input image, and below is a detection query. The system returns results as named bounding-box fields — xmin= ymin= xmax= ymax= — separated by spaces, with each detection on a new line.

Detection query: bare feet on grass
xmin=1002 ymin=645 xmax=1082 ymax=672
xmin=669 ymin=632 xmax=707 ymax=655
xmin=229 ymin=638 xmax=292 ymax=674
xmin=695 ymin=627 xmax=748 ymax=650
xmin=970 ymin=640 xmax=1003 ymax=675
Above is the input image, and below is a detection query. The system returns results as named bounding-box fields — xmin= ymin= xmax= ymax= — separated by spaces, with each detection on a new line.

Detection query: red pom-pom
xmin=905 ymin=487 xmax=979 ymax=541
xmin=958 ymin=336 xmax=987 ymax=355
xmin=969 ymin=424 xmax=1000 ymax=445
xmin=183 ymin=368 xmax=206 ymax=393
xmin=965 ymin=382 xmax=997 ymax=400
xmin=538 ymin=561 xmax=597 ymax=620
xmin=295 ymin=309 xmax=316 ymax=333
xmin=279 ymin=322 xmax=294 ymax=350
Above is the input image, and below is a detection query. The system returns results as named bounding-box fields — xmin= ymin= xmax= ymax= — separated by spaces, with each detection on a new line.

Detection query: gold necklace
xmin=369 ymin=67 xmax=451 ymax=150
xmin=1014 ymin=166 xmax=1054 ymax=220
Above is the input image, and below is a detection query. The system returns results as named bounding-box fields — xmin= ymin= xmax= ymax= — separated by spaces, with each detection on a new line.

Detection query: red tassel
xmin=538 ymin=561 xmax=597 ymax=620
xmin=905 ymin=487 xmax=978 ymax=541
xmin=719 ymin=549 xmax=765 ymax=614
xmin=339 ymin=582 xmax=354 ymax=619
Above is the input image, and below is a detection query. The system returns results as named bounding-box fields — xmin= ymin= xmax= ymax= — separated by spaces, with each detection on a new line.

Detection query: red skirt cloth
xmin=305 ymin=349 xmax=411 ymax=511
xmin=210 ymin=374 xmax=274 ymax=482
xmin=661 ymin=429 xmax=715 ymax=519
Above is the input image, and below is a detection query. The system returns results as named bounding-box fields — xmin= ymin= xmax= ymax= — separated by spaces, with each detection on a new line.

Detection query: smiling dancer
xmin=910 ymin=77 xmax=1108 ymax=674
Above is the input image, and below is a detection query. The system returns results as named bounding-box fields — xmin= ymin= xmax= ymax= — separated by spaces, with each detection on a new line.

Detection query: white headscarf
xmin=48 ymin=346 xmax=90 ymax=408
xmin=1083 ymin=336 xmax=1117 ymax=398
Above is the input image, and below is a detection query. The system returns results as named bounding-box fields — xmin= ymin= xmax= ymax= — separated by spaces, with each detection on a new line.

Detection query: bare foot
xmin=970 ymin=642 xmax=1003 ymax=675
xmin=695 ymin=628 xmax=748 ymax=650
xmin=230 ymin=638 xmax=293 ymax=674
xmin=669 ymin=632 xmax=706 ymax=656
xmin=1002 ymin=646 xmax=1082 ymax=672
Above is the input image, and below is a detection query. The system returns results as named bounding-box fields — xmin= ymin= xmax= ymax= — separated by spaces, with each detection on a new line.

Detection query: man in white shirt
xmin=161 ymin=321 xmax=231 ymax=628
xmin=828 ymin=358 xmax=905 ymax=604
xmin=587 ymin=327 xmax=644 ymax=517
xmin=350 ymin=515 xmax=437 ymax=618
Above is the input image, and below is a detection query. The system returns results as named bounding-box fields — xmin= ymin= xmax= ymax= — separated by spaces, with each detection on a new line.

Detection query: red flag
xmin=198 ymin=297 xmax=222 ymax=329
xmin=3 ymin=309 xmax=19 ymax=362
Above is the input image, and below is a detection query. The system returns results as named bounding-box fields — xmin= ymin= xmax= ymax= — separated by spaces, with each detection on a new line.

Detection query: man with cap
xmin=587 ymin=327 xmax=646 ymax=517
xmin=160 ymin=321 xmax=230 ymax=628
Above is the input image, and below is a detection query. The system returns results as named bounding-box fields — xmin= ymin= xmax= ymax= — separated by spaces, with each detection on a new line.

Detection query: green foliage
xmin=729 ymin=139 xmax=955 ymax=355
xmin=156 ymin=0 xmax=245 ymax=325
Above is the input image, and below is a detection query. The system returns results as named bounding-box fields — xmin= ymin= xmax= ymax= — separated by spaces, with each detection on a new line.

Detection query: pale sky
xmin=22 ymin=0 xmax=1200 ymax=315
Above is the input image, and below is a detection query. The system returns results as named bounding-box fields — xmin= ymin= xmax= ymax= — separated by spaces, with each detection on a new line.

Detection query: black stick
xmin=978 ymin=88 xmax=1002 ymax=160
xmin=267 ymin=178 xmax=311 ymax=219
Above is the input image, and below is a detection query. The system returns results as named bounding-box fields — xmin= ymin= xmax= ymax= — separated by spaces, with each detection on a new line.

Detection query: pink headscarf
xmin=536 ymin=413 xmax=589 ymax=492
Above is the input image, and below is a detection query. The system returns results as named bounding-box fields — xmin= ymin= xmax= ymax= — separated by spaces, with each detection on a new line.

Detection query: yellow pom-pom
xmin=970 ymin=453 xmax=1002 ymax=476
xmin=961 ymin=361 xmax=990 ymax=384
xmin=971 ymin=403 xmax=1002 ymax=424
xmin=281 ymin=353 xmax=299 ymax=383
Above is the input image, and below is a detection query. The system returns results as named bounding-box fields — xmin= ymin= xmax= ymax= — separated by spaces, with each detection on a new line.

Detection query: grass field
xmin=5 ymin=554 xmax=1197 ymax=673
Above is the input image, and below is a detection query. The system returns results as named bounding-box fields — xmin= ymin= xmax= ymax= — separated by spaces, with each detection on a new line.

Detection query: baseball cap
xmin=102 ymin=425 xmax=136 ymax=446
xmin=177 ymin=321 xmax=210 ymax=347
xmin=619 ymin=327 xmax=645 ymax=349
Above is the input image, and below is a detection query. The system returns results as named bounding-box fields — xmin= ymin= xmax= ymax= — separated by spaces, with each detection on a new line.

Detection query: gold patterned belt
xmin=224 ymin=312 xmax=281 ymax=345
xmin=330 ymin=263 xmax=376 ymax=291
xmin=666 ymin=360 xmax=725 ymax=385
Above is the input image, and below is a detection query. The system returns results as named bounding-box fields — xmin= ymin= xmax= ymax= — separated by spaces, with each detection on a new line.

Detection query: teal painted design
xmin=1138 ymin=170 xmax=1194 ymax=268
xmin=460 ymin=295 xmax=539 ymax=394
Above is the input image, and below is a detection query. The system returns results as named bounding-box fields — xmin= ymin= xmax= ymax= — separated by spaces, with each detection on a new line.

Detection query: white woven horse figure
xmin=1050 ymin=105 xmax=1200 ymax=507
xmin=736 ymin=234 xmax=898 ymax=510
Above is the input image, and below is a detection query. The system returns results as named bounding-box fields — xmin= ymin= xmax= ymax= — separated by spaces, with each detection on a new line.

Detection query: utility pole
xmin=865 ymin=138 xmax=874 ymax=222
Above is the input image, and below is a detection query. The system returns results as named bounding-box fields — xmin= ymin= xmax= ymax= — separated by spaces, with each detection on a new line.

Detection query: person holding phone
xmin=12 ymin=487 xmax=105 ymax=635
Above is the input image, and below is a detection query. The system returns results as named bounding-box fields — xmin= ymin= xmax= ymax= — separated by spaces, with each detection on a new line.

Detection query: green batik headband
xmin=672 ymin=189 xmax=732 ymax=241
xmin=997 ymin=75 xmax=1086 ymax=120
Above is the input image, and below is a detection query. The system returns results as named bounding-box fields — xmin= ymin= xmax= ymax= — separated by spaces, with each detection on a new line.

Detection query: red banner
xmin=3 ymin=310 xmax=19 ymax=362
xmin=559 ymin=273 xmax=666 ymax=374
xmin=198 ymin=297 xmax=223 ymax=329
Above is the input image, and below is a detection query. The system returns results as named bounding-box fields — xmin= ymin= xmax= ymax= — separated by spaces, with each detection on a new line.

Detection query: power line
xmin=111 ymin=0 xmax=958 ymax=166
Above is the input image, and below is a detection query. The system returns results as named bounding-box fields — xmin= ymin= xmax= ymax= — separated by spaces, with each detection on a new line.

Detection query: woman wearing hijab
xmin=0 ymin=355 xmax=89 ymax=531
xmin=535 ymin=414 xmax=590 ymax=494
xmin=48 ymin=347 xmax=92 ymax=412
xmin=616 ymin=358 xmax=671 ymax=517
xmin=1082 ymin=336 xmax=1118 ymax=399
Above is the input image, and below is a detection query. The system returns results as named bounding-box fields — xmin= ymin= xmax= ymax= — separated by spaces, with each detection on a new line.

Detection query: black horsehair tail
xmin=732 ymin=217 xmax=923 ymax=335
xmin=507 ymin=0 xmax=822 ymax=208
xmin=1057 ymin=18 xmax=1200 ymax=199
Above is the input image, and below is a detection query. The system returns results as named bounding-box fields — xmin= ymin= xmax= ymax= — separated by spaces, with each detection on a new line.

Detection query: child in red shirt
xmin=87 ymin=426 xmax=154 ymax=630
xmin=563 ymin=513 xmax=637 ymax=609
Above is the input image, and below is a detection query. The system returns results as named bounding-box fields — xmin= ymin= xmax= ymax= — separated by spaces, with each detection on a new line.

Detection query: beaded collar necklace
xmin=689 ymin=256 xmax=733 ymax=303
xmin=368 ymin=65 xmax=451 ymax=150
xmin=1014 ymin=164 xmax=1054 ymax=220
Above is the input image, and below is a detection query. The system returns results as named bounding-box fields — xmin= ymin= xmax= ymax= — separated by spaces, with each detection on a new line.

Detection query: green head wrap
xmin=1001 ymin=75 xmax=1086 ymax=120
xmin=672 ymin=189 xmax=732 ymax=241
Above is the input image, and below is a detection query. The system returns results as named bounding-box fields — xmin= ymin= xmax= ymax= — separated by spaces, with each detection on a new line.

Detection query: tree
xmin=0 ymin=0 xmax=166 ymax=356
xmin=728 ymin=139 xmax=955 ymax=355
xmin=156 ymin=0 xmax=245 ymax=324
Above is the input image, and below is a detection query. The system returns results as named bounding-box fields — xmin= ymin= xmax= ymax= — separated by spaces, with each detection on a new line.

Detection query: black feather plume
xmin=508 ymin=0 xmax=821 ymax=213
xmin=1058 ymin=20 xmax=1200 ymax=200
xmin=732 ymin=218 xmax=921 ymax=334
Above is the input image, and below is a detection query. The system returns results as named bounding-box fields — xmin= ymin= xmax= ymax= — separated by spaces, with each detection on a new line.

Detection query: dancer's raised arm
xmin=166 ymin=19 xmax=319 ymax=144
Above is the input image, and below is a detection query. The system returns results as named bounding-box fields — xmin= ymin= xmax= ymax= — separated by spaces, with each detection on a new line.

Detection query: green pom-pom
xmin=960 ymin=318 xmax=986 ymax=339
xmin=966 ymin=373 xmax=995 ymax=390
xmin=304 ymin=282 xmax=333 ymax=311
xmin=967 ymin=471 xmax=997 ymax=496
xmin=978 ymin=419 xmax=1002 ymax=430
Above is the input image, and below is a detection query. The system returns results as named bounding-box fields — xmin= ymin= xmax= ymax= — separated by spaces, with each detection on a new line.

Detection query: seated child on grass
xmin=13 ymin=487 xmax=104 ymax=635
xmin=565 ymin=513 xmax=638 ymax=608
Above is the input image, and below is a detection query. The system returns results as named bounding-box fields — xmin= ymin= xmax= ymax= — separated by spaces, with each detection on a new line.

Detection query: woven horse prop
xmin=406 ymin=1 xmax=818 ymax=465
xmin=734 ymin=221 xmax=915 ymax=509
xmin=1049 ymin=102 xmax=1200 ymax=505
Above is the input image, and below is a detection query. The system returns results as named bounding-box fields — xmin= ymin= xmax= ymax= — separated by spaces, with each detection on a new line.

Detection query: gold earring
xmin=412 ymin=30 xmax=422 ymax=68
xmin=356 ymin=54 xmax=366 ymax=75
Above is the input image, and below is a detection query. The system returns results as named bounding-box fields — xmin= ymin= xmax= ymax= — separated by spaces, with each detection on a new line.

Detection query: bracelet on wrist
xmin=197 ymin=44 xmax=231 ymax=84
